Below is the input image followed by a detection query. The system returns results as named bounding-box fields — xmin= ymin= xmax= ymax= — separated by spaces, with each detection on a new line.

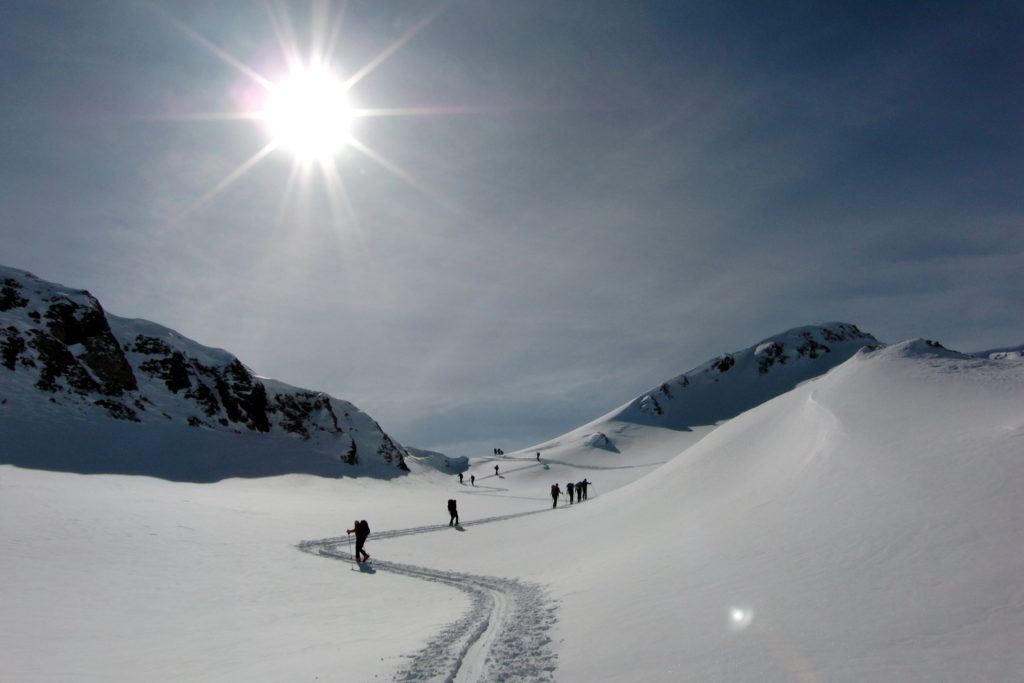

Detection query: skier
xmin=471 ymin=475 xmax=475 ymax=486
xmin=551 ymin=483 xmax=561 ymax=508
xmin=347 ymin=519 xmax=371 ymax=563
xmin=459 ymin=472 xmax=464 ymax=484
xmin=536 ymin=452 xmax=540 ymax=461
xmin=448 ymin=498 xmax=459 ymax=526
xmin=580 ymin=479 xmax=591 ymax=501
xmin=566 ymin=481 xmax=575 ymax=504
xmin=494 ymin=464 xmax=500 ymax=476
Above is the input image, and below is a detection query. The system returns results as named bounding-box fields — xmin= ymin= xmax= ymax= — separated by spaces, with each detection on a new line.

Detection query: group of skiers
xmin=551 ymin=479 xmax=591 ymax=508
xmin=346 ymin=497 xmax=461 ymax=565
xmin=347 ymin=463 xmax=594 ymax=564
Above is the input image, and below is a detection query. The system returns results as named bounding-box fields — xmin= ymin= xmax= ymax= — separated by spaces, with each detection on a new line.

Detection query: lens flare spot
xmin=728 ymin=605 xmax=754 ymax=632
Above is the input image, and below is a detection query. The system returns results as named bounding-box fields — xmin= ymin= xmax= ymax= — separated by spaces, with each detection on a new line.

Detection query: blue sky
xmin=2 ymin=1 xmax=1021 ymax=458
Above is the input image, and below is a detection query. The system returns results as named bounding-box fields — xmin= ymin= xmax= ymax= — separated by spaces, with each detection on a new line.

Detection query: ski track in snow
xmin=477 ymin=458 xmax=667 ymax=479
xmin=298 ymin=508 xmax=559 ymax=682
xmin=297 ymin=459 xmax=658 ymax=681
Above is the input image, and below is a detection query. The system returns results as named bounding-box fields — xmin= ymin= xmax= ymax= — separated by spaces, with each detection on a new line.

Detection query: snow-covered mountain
xmin=507 ymin=336 xmax=1024 ymax=680
xmin=404 ymin=446 xmax=469 ymax=478
xmin=0 ymin=265 xmax=408 ymax=480
xmin=973 ymin=343 xmax=1024 ymax=360
xmin=1 ymin=265 xmax=882 ymax=484
xmin=615 ymin=322 xmax=877 ymax=427
xmin=4 ymin=267 xmax=1023 ymax=680
xmin=6 ymin=333 xmax=1020 ymax=681
xmin=525 ymin=322 xmax=879 ymax=469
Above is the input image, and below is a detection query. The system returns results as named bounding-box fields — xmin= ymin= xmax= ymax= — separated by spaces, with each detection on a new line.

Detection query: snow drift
xmin=531 ymin=339 xmax=1024 ymax=680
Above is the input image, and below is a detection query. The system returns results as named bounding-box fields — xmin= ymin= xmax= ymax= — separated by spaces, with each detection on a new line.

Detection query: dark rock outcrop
xmin=627 ymin=323 xmax=878 ymax=428
xmin=0 ymin=266 xmax=409 ymax=478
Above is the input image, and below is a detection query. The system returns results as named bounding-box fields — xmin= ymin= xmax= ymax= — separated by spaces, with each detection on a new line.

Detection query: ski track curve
xmin=471 ymin=458 xmax=665 ymax=485
xmin=298 ymin=508 xmax=559 ymax=682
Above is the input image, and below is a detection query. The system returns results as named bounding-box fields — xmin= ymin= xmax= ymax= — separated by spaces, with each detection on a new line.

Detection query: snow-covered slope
xmin=543 ymin=338 xmax=1024 ymax=680
xmin=404 ymin=446 xmax=470 ymax=479
xmin=973 ymin=343 xmax=1024 ymax=360
xmin=398 ymin=337 xmax=1024 ymax=680
xmin=510 ymin=322 xmax=879 ymax=490
xmin=0 ymin=265 xmax=408 ymax=480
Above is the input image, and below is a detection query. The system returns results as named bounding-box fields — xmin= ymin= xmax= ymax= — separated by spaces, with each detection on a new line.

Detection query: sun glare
xmin=159 ymin=0 xmax=463 ymax=223
xmin=262 ymin=67 xmax=355 ymax=162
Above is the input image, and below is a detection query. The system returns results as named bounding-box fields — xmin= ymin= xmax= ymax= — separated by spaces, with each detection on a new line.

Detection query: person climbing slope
xmin=448 ymin=498 xmax=459 ymax=526
xmin=347 ymin=519 xmax=371 ymax=563
xmin=551 ymin=483 xmax=561 ymax=508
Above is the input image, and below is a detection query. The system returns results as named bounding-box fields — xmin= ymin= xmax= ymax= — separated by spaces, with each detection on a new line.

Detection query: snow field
xmin=3 ymin=342 xmax=1023 ymax=681
xmin=0 ymin=472 xmax=468 ymax=682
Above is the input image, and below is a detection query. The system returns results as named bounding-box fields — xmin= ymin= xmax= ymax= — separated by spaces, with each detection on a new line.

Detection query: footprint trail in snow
xmin=298 ymin=508 xmax=559 ymax=682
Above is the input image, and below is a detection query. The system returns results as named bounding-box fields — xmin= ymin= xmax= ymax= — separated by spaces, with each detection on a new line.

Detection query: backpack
xmin=359 ymin=520 xmax=370 ymax=536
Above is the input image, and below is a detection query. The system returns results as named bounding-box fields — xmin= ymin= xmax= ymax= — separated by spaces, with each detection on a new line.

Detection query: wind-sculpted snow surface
xmin=299 ymin=512 xmax=558 ymax=682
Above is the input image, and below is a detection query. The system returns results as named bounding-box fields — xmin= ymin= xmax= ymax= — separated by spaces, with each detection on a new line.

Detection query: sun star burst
xmin=157 ymin=0 xmax=464 ymax=223
xmin=262 ymin=66 xmax=355 ymax=163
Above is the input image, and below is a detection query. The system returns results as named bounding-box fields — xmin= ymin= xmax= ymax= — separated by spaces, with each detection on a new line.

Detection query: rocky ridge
xmin=618 ymin=322 xmax=879 ymax=429
xmin=0 ymin=266 xmax=407 ymax=477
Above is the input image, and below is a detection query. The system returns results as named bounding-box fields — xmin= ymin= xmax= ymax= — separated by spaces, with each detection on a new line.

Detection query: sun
xmin=157 ymin=0 xmax=465 ymax=222
xmin=261 ymin=66 xmax=355 ymax=163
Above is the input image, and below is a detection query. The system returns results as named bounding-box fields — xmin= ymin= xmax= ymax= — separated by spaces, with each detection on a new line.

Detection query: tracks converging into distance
xmin=296 ymin=457 xmax=666 ymax=682
xmin=297 ymin=508 xmax=559 ymax=682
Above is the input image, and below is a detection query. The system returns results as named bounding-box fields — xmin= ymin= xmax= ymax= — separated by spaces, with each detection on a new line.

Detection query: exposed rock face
xmin=2 ymin=275 xmax=138 ymax=406
xmin=0 ymin=266 xmax=408 ymax=476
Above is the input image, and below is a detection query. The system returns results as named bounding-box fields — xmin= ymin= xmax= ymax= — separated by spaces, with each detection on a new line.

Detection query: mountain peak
xmin=0 ymin=265 xmax=409 ymax=481
xmin=611 ymin=322 xmax=878 ymax=430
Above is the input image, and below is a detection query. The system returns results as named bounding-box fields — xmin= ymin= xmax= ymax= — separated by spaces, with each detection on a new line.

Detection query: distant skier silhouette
xmin=458 ymin=472 xmax=464 ymax=484
xmin=551 ymin=483 xmax=561 ymax=508
xmin=494 ymin=464 xmax=500 ymax=476
xmin=448 ymin=498 xmax=459 ymax=526
xmin=471 ymin=475 xmax=475 ymax=486
xmin=347 ymin=519 xmax=371 ymax=563
xmin=566 ymin=482 xmax=575 ymax=504
xmin=580 ymin=479 xmax=591 ymax=501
